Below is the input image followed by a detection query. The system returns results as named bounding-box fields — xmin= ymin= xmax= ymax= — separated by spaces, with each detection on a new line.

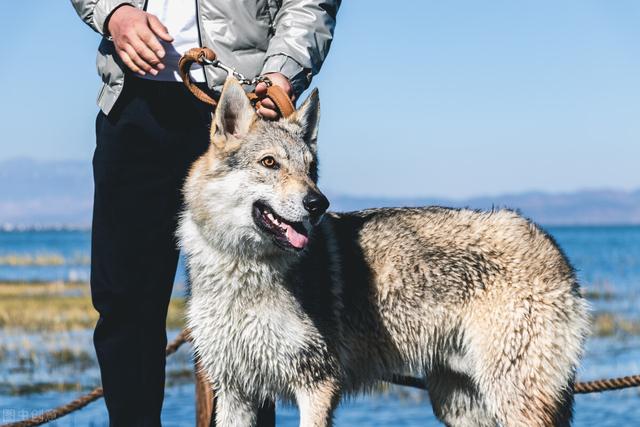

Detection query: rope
xmin=2 ymin=330 xmax=639 ymax=427
xmin=1 ymin=330 xmax=189 ymax=427
xmin=389 ymin=374 xmax=640 ymax=395
xmin=574 ymin=374 xmax=640 ymax=394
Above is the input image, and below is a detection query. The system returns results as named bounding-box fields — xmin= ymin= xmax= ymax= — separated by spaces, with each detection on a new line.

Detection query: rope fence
xmin=390 ymin=373 xmax=640 ymax=395
xmin=2 ymin=329 xmax=638 ymax=427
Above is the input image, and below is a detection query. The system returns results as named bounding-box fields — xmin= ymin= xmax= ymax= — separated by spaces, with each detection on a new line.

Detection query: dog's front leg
xmin=295 ymin=379 xmax=341 ymax=427
xmin=215 ymin=388 xmax=259 ymax=427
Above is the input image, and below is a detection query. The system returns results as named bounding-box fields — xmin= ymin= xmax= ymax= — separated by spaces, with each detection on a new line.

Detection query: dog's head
xmin=183 ymin=78 xmax=328 ymax=256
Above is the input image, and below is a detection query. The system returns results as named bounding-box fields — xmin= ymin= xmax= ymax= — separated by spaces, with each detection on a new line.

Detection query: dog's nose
xmin=303 ymin=191 xmax=330 ymax=217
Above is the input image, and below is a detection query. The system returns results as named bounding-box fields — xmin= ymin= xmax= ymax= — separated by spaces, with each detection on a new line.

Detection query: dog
xmin=178 ymin=78 xmax=589 ymax=427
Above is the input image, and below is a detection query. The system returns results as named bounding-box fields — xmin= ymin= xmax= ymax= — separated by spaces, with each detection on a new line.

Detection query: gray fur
xmin=179 ymin=79 xmax=590 ymax=427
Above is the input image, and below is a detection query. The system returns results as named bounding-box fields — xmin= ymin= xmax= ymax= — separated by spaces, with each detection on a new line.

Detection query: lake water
xmin=1 ymin=226 xmax=639 ymax=426
xmin=0 ymin=230 xmax=187 ymax=292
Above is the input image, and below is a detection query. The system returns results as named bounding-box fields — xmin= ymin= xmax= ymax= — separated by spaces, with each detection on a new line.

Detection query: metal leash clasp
xmin=199 ymin=53 xmax=271 ymax=87
xmin=252 ymin=75 xmax=272 ymax=87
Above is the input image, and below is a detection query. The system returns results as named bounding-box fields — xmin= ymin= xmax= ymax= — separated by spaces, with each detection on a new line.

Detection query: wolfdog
xmin=178 ymin=78 xmax=589 ymax=426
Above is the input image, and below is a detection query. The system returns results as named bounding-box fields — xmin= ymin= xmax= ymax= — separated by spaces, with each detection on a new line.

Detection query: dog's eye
xmin=260 ymin=156 xmax=278 ymax=169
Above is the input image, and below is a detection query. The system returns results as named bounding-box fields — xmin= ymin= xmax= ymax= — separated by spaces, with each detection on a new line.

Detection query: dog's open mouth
xmin=253 ymin=201 xmax=309 ymax=251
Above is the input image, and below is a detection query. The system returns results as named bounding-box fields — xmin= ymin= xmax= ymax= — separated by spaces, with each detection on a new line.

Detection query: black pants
xmin=91 ymin=77 xmax=211 ymax=426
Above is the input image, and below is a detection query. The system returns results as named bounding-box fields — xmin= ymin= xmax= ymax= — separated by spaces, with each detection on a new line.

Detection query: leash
xmin=178 ymin=47 xmax=296 ymax=118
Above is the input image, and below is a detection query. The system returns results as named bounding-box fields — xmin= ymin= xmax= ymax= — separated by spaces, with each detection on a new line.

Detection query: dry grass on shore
xmin=0 ymin=254 xmax=84 ymax=267
xmin=0 ymin=282 xmax=185 ymax=331
xmin=1 ymin=281 xmax=640 ymax=338
xmin=592 ymin=312 xmax=640 ymax=337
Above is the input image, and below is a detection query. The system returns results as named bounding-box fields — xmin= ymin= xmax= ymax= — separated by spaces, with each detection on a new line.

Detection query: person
xmin=70 ymin=0 xmax=340 ymax=424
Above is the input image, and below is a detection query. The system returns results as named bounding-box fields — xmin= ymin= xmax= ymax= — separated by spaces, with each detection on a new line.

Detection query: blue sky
xmin=0 ymin=1 xmax=638 ymax=198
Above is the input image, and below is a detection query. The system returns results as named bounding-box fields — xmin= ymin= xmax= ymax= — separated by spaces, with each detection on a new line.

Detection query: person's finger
xmin=262 ymin=73 xmax=293 ymax=97
xmin=148 ymin=14 xmax=174 ymax=43
xmin=259 ymin=98 xmax=277 ymax=111
xmin=139 ymin=28 xmax=166 ymax=66
xmin=257 ymin=106 xmax=278 ymax=120
xmin=124 ymin=44 xmax=155 ymax=75
xmin=131 ymin=37 xmax=163 ymax=71
xmin=254 ymin=82 xmax=268 ymax=97
xmin=118 ymin=49 xmax=143 ymax=75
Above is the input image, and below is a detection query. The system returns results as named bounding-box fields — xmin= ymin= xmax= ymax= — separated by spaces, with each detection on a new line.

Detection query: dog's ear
xmin=291 ymin=88 xmax=320 ymax=153
xmin=211 ymin=78 xmax=256 ymax=147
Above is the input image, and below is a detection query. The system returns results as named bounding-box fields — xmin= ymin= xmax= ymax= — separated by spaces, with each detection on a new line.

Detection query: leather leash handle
xmin=247 ymin=87 xmax=296 ymax=118
xmin=178 ymin=47 xmax=296 ymax=118
xmin=178 ymin=47 xmax=218 ymax=107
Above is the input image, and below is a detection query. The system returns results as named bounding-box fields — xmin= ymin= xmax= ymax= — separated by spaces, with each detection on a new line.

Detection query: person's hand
xmin=255 ymin=73 xmax=294 ymax=120
xmin=106 ymin=5 xmax=173 ymax=76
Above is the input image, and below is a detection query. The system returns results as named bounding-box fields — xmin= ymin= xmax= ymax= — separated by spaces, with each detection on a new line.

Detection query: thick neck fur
xmin=179 ymin=211 xmax=340 ymax=402
xmin=179 ymin=211 xmax=296 ymax=296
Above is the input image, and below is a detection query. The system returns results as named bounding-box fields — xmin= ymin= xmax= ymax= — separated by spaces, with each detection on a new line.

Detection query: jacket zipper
xmin=266 ymin=0 xmax=277 ymax=35
xmin=194 ymin=0 xmax=210 ymax=86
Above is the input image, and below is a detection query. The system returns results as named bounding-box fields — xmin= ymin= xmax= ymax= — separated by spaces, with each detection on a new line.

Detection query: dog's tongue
xmin=284 ymin=224 xmax=309 ymax=249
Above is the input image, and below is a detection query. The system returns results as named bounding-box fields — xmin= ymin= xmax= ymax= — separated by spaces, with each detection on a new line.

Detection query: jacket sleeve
xmin=70 ymin=0 xmax=136 ymax=35
xmin=261 ymin=0 xmax=341 ymax=97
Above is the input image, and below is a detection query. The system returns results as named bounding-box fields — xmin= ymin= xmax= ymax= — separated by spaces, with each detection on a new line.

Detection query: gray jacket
xmin=71 ymin=0 xmax=339 ymax=114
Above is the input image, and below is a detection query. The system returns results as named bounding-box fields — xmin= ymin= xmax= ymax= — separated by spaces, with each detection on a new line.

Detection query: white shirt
xmin=139 ymin=0 xmax=205 ymax=82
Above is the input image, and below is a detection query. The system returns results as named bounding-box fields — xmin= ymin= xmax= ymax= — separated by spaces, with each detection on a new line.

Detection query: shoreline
xmin=0 ymin=281 xmax=638 ymax=337
xmin=0 ymin=281 xmax=186 ymax=332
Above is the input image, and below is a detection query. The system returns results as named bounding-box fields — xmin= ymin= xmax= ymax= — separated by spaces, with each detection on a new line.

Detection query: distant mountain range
xmin=0 ymin=158 xmax=93 ymax=229
xmin=1 ymin=158 xmax=640 ymax=228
